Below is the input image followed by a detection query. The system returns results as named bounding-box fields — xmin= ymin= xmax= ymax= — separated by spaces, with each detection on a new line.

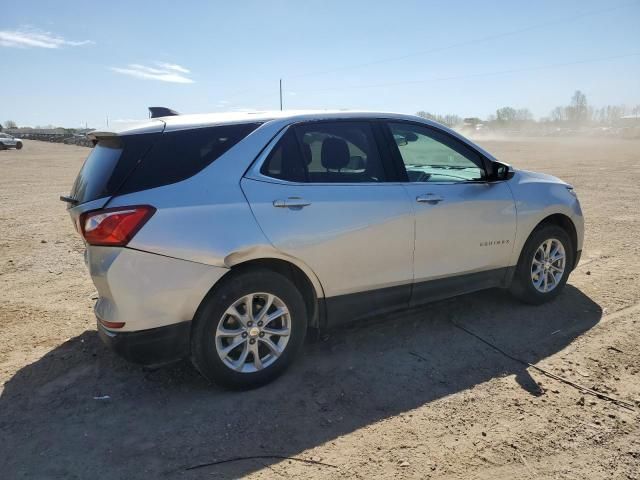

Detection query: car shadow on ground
xmin=0 ymin=285 xmax=601 ymax=479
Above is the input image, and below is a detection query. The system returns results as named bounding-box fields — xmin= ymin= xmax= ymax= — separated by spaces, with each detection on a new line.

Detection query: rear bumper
xmin=97 ymin=321 xmax=191 ymax=365
xmin=87 ymin=246 xmax=228 ymax=332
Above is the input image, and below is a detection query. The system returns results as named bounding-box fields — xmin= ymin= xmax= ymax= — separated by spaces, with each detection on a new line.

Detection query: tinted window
xmin=70 ymin=134 xmax=158 ymax=204
xmin=261 ymin=129 xmax=307 ymax=182
xmin=389 ymin=122 xmax=485 ymax=183
xmin=261 ymin=122 xmax=387 ymax=183
xmin=119 ymin=123 xmax=261 ymax=195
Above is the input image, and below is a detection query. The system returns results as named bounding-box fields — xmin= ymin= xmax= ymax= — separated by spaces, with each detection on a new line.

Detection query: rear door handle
xmin=273 ymin=197 xmax=312 ymax=208
xmin=416 ymin=194 xmax=444 ymax=204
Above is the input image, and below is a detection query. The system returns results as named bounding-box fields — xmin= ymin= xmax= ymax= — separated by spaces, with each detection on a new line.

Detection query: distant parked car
xmin=0 ymin=133 xmax=23 ymax=150
xmin=63 ymin=110 xmax=584 ymax=388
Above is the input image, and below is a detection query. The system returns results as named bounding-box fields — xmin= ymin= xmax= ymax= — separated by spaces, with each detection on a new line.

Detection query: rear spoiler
xmin=86 ymin=119 xmax=167 ymax=144
xmin=149 ymin=107 xmax=179 ymax=118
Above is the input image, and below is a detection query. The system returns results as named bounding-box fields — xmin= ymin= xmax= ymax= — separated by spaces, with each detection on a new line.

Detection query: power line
xmin=291 ymin=52 xmax=640 ymax=94
xmin=288 ymin=1 xmax=638 ymax=79
xmin=215 ymin=1 xmax=638 ymax=105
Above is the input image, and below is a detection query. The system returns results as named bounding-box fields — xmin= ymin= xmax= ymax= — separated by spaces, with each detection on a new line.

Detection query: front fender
xmin=508 ymin=171 xmax=584 ymax=266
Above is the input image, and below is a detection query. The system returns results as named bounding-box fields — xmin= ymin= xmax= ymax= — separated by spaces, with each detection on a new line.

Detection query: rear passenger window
xmin=261 ymin=122 xmax=388 ymax=183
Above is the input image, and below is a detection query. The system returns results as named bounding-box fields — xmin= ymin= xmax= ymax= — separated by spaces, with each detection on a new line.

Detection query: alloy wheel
xmin=531 ymin=238 xmax=566 ymax=293
xmin=215 ymin=293 xmax=291 ymax=373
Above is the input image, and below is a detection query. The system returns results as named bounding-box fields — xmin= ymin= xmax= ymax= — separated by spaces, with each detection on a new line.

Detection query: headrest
xmin=321 ymin=137 xmax=350 ymax=170
xmin=302 ymin=142 xmax=312 ymax=165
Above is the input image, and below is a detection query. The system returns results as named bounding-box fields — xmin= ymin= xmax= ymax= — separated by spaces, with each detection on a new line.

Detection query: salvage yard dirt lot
xmin=1 ymin=138 xmax=639 ymax=479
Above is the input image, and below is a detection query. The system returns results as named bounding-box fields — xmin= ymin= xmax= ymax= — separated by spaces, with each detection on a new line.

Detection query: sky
xmin=1 ymin=0 xmax=639 ymax=128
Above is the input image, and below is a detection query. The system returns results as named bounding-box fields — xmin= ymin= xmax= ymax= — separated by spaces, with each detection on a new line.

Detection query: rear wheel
xmin=191 ymin=269 xmax=307 ymax=389
xmin=509 ymin=224 xmax=574 ymax=304
xmin=15 ymin=141 xmax=23 ymax=150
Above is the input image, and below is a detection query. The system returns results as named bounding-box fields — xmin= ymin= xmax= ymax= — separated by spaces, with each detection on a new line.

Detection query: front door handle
xmin=273 ymin=197 xmax=312 ymax=208
xmin=416 ymin=194 xmax=444 ymax=205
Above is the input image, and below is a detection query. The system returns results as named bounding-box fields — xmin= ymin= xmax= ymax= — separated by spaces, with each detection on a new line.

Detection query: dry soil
xmin=0 ymin=138 xmax=639 ymax=479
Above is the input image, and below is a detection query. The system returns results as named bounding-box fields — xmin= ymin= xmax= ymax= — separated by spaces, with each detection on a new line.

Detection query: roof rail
xmin=148 ymin=107 xmax=179 ymax=118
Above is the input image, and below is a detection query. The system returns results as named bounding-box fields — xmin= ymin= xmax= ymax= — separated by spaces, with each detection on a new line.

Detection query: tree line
xmin=417 ymin=91 xmax=639 ymax=128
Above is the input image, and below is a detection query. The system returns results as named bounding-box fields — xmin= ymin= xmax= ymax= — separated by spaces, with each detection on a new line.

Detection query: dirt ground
xmin=1 ymin=138 xmax=639 ymax=479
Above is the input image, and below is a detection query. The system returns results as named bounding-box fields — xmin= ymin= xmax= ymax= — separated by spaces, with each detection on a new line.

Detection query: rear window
xmin=70 ymin=134 xmax=157 ymax=204
xmin=70 ymin=123 xmax=260 ymax=204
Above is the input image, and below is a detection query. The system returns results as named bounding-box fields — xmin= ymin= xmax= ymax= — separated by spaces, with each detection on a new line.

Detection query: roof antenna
xmin=279 ymin=79 xmax=283 ymax=111
xmin=148 ymin=107 xmax=179 ymax=119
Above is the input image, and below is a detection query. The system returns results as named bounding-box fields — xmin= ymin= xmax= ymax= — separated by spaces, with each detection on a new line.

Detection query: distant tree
xmin=0 ymin=123 xmax=3 ymax=132
xmin=550 ymin=106 xmax=566 ymax=122
xmin=5 ymin=120 xmax=17 ymax=129
xmin=494 ymin=107 xmax=532 ymax=128
xmin=568 ymin=90 xmax=589 ymax=124
xmin=515 ymin=108 xmax=533 ymax=121
xmin=415 ymin=111 xmax=461 ymax=127
xmin=496 ymin=107 xmax=517 ymax=123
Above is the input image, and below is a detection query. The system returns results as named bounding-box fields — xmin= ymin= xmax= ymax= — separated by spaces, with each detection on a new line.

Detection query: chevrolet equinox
xmin=63 ymin=110 xmax=584 ymax=388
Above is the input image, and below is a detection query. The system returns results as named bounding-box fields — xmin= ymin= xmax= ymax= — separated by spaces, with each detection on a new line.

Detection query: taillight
xmin=80 ymin=205 xmax=155 ymax=246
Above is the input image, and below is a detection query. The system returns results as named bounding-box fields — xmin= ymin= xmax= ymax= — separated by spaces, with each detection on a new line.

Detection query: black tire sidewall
xmin=16 ymin=142 xmax=22 ymax=150
xmin=191 ymin=269 xmax=307 ymax=389
xmin=512 ymin=225 xmax=574 ymax=304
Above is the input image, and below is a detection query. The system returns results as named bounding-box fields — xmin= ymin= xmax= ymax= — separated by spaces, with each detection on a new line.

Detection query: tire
xmin=191 ymin=268 xmax=307 ymax=389
xmin=15 ymin=142 xmax=22 ymax=150
xmin=509 ymin=224 xmax=574 ymax=305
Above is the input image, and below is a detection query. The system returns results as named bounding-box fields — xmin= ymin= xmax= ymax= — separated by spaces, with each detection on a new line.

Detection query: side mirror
xmin=489 ymin=161 xmax=514 ymax=181
xmin=393 ymin=134 xmax=408 ymax=147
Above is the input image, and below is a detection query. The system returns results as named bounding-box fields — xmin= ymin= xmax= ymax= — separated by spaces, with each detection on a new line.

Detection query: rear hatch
xmin=64 ymin=121 xmax=165 ymax=227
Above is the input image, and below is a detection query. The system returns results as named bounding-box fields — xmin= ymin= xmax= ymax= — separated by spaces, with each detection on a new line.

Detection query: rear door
xmin=382 ymin=121 xmax=517 ymax=305
xmin=241 ymin=121 xmax=414 ymax=325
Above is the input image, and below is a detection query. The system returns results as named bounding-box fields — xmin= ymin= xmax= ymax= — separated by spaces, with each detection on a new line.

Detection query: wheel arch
xmin=522 ymin=213 xmax=579 ymax=270
xmin=223 ymin=253 xmax=325 ymax=329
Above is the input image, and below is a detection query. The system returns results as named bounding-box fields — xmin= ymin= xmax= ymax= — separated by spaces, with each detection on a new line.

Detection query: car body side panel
xmin=240 ymin=178 xmax=415 ymax=299
xmin=506 ymin=170 xmax=584 ymax=267
xmin=88 ymin=246 xmax=228 ymax=332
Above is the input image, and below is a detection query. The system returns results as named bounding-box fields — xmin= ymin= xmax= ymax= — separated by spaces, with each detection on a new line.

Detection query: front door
xmin=383 ymin=121 xmax=517 ymax=305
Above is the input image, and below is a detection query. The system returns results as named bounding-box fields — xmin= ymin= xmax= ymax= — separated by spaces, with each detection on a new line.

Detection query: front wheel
xmin=191 ymin=269 xmax=307 ymax=389
xmin=509 ymin=224 xmax=574 ymax=304
xmin=15 ymin=141 xmax=23 ymax=150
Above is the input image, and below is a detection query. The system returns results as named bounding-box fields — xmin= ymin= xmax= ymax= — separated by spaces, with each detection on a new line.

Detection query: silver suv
xmin=0 ymin=133 xmax=23 ymax=150
xmin=64 ymin=110 xmax=583 ymax=388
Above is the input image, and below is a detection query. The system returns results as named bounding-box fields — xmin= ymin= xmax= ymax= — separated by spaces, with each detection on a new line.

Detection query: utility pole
xmin=279 ymin=79 xmax=283 ymax=111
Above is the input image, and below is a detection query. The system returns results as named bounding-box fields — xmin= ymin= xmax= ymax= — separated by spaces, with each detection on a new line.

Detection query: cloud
xmin=0 ymin=28 xmax=93 ymax=48
xmin=156 ymin=62 xmax=190 ymax=74
xmin=110 ymin=62 xmax=194 ymax=84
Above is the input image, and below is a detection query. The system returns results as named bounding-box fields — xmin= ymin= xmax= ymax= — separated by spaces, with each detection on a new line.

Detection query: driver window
xmin=388 ymin=123 xmax=485 ymax=183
